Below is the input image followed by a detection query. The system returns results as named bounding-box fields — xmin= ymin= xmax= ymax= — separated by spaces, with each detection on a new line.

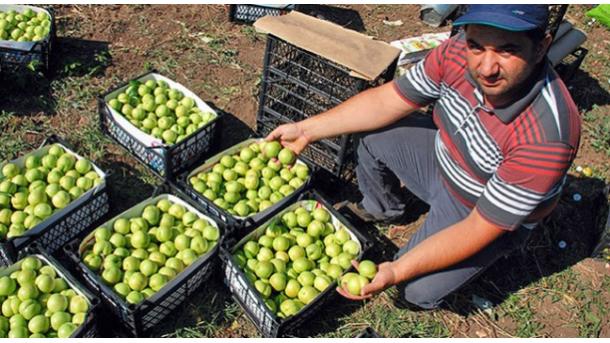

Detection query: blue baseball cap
xmin=453 ymin=5 xmax=549 ymax=32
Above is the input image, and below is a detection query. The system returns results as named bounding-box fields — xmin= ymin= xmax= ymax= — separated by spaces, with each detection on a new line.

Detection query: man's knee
xmin=356 ymin=131 xmax=381 ymax=161
xmin=397 ymin=280 xmax=445 ymax=310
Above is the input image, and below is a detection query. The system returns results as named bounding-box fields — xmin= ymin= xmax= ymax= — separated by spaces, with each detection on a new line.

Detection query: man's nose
xmin=478 ymin=52 xmax=500 ymax=77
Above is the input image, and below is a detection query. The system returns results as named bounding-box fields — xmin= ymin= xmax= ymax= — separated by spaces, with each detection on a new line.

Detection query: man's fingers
xmin=336 ymin=286 xmax=357 ymax=299
xmin=361 ymin=282 xmax=377 ymax=296
xmin=355 ymin=293 xmax=373 ymax=300
xmin=281 ymin=140 xmax=305 ymax=155
xmin=336 ymin=286 xmax=371 ymax=301
xmin=361 ymin=278 xmax=385 ymax=296
xmin=279 ymin=141 xmax=297 ymax=152
xmin=350 ymin=260 xmax=360 ymax=271
xmin=265 ymin=129 xmax=281 ymax=141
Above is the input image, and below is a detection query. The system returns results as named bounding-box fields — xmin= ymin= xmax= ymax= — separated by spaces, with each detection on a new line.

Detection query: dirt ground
xmin=1 ymin=4 xmax=609 ymax=338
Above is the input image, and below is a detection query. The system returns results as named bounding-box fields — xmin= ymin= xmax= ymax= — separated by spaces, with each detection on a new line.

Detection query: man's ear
xmin=537 ymin=33 xmax=553 ymax=63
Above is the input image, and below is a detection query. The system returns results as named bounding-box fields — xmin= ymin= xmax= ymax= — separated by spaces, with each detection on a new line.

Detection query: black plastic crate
xmin=5 ymin=244 xmax=102 ymax=337
xmin=0 ymin=135 xmax=110 ymax=266
xmin=556 ymin=46 xmax=588 ymax=84
xmin=256 ymin=34 xmax=397 ymax=180
xmin=175 ymin=138 xmax=315 ymax=232
xmin=0 ymin=5 xmax=56 ymax=74
xmin=228 ymin=4 xmax=294 ymax=23
xmin=98 ymin=70 xmax=222 ymax=181
xmin=548 ymin=5 xmax=569 ymax=39
xmin=219 ymin=189 xmax=374 ymax=337
xmin=63 ymin=184 xmax=225 ymax=337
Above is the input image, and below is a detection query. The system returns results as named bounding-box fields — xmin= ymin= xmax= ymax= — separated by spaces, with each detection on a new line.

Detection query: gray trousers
xmin=356 ymin=114 xmax=530 ymax=309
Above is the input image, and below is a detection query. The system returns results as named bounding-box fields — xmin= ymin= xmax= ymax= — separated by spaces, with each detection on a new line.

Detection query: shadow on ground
xmin=565 ymin=67 xmax=610 ymax=112
xmin=0 ymin=72 xmax=57 ymax=115
xmin=0 ymin=36 xmax=111 ymax=116
xmin=214 ymin=106 xmax=256 ymax=151
xmin=51 ymin=37 xmax=112 ymax=79
xmin=99 ymin=159 xmax=158 ymax=212
xmin=447 ymin=174 xmax=609 ymax=315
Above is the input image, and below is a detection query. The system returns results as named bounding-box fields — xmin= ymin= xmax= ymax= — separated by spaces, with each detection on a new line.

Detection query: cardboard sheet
xmin=254 ymin=11 xmax=400 ymax=81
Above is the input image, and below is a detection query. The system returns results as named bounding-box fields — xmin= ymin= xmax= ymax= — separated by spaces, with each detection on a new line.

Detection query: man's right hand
xmin=336 ymin=260 xmax=397 ymax=301
xmin=265 ymin=122 xmax=311 ymax=155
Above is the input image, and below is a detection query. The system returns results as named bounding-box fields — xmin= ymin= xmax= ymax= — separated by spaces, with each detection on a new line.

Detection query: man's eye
xmin=468 ymin=44 xmax=483 ymax=53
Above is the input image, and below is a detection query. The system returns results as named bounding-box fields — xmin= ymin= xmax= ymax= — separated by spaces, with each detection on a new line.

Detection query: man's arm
xmin=298 ymin=82 xmax=419 ymax=143
xmin=266 ymin=82 xmax=419 ymax=154
xmin=389 ymin=207 xmax=505 ymax=282
xmin=338 ymin=208 xmax=506 ymax=299
xmin=267 ymin=35 xmax=450 ymax=154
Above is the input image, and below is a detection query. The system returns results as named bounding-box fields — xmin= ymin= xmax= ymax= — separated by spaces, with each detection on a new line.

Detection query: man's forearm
xmin=389 ymin=209 xmax=506 ymax=283
xmin=297 ymin=82 xmax=418 ymax=143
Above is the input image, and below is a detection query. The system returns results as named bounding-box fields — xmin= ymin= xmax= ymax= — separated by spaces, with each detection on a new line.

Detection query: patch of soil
xmin=536 ymin=294 xmax=581 ymax=337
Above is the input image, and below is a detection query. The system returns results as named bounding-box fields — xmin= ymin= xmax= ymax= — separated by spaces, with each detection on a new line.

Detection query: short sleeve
xmin=393 ymin=37 xmax=450 ymax=107
xmin=475 ymin=142 xmax=577 ymax=230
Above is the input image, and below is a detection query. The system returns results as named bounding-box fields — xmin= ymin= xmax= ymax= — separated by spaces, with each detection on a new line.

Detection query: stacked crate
xmin=256 ymin=34 xmax=397 ymax=181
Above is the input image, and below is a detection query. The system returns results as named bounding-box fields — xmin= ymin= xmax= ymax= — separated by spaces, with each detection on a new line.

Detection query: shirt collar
xmin=466 ymin=60 xmax=550 ymax=124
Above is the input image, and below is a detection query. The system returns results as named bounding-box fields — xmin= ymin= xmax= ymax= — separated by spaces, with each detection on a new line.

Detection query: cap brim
xmin=453 ymin=11 xmax=538 ymax=32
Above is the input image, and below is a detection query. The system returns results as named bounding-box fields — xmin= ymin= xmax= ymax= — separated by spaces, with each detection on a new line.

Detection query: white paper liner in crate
xmin=186 ymin=137 xmax=311 ymax=220
xmin=229 ymin=198 xmax=363 ymax=321
xmin=77 ymin=193 xmax=220 ymax=303
xmin=102 ymin=73 xmax=219 ymax=151
xmin=0 ymin=5 xmax=52 ymax=51
xmin=0 ymin=253 xmax=95 ymax=335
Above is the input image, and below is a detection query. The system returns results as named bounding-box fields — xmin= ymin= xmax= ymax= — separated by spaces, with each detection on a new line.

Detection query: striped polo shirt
xmin=394 ymin=33 xmax=581 ymax=231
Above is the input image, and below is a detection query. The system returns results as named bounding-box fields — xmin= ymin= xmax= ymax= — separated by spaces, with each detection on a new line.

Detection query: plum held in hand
xmin=339 ymin=259 xmax=377 ymax=296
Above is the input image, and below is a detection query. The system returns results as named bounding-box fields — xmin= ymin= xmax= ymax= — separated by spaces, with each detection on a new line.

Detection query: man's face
xmin=465 ymin=25 xmax=545 ymax=104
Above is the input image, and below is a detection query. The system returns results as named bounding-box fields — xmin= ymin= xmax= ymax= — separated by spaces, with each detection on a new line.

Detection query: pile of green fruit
xmin=0 ymin=144 xmax=102 ymax=241
xmin=0 ymin=8 xmax=51 ymax=42
xmin=232 ymin=203 xmax=361 ymax=318
xmin=189 ymin=140 xmax=309 ymax=218
xmin=340 ymin=260 xmax=377 ymax=296
xmin=107 ymin=79 xmax=217 ymax=145
xmin=80 ymin=198 xmax=220 ymax=305
xmin=0 ymin=256 xmax=90 ymax=338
